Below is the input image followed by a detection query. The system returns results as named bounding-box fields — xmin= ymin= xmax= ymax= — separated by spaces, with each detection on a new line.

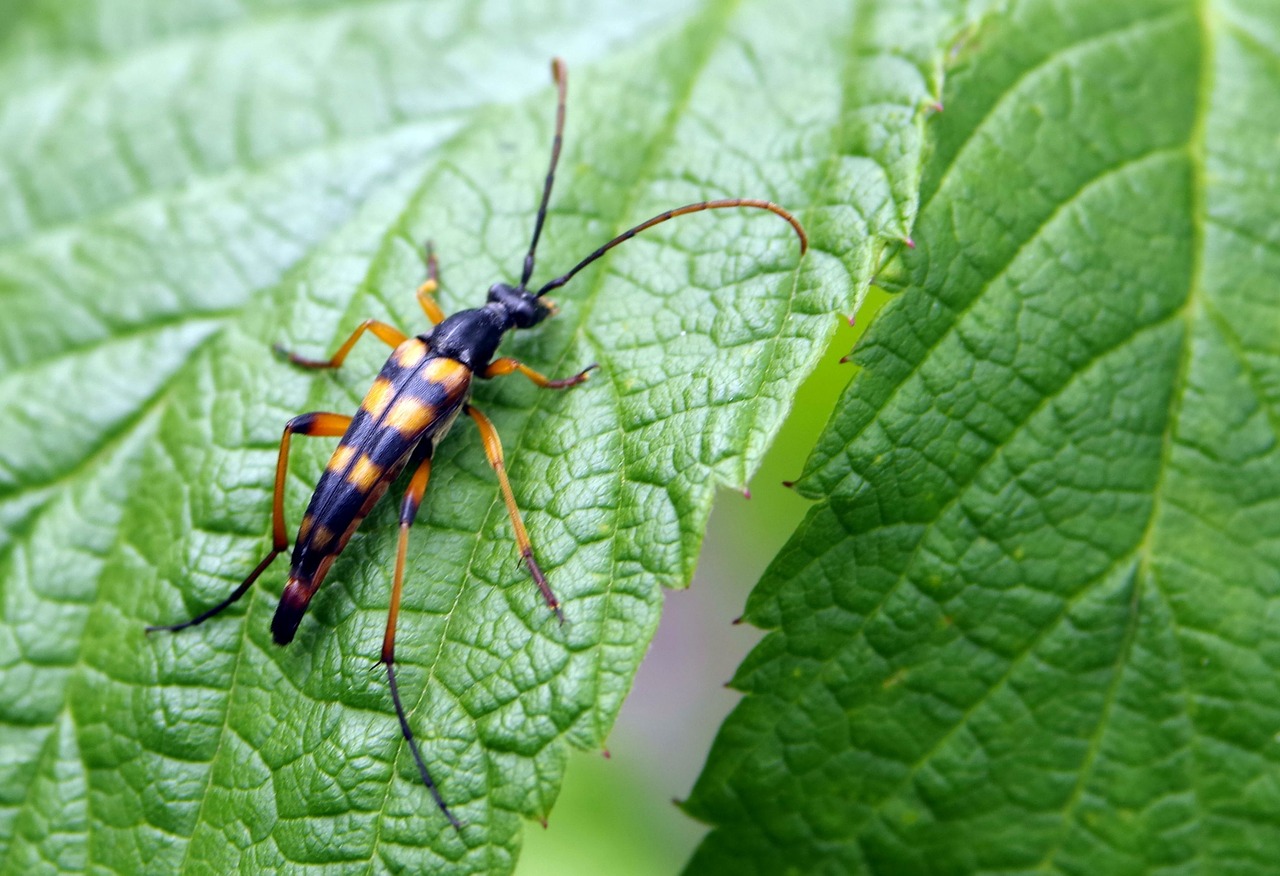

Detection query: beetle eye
xmin=511 ymin=299 xmax=541 ymax=328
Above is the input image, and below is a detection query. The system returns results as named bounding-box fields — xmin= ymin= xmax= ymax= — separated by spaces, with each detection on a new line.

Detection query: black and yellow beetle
xmin=148 ymin=58 xmax=806 ymax=827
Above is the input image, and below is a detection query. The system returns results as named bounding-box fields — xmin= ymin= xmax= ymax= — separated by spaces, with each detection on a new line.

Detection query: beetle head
xmin=488 ymin=282 xmax=552 ymax=329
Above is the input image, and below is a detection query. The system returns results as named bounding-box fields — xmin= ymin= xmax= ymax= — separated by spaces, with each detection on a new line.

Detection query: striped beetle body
xmin=275 ymin=345 xmax=470 ymax=645
xmin=148 ymin=58 xmax=806 ymax=829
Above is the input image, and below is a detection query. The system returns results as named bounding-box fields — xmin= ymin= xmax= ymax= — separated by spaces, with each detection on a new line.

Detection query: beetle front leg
xmin=483 ymin=357 xmax=598 ymax=389
xmin=416 ymin=241 xmax=447 ymax=325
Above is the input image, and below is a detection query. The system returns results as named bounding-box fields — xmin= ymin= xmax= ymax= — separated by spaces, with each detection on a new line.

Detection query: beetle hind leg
xmin=465 ymin=404 xmax=564 ymax=622
xmin=146 ymin=411 xmax=352 ymax=635
xmin=379 ymin=452 xmax=464 ymax=830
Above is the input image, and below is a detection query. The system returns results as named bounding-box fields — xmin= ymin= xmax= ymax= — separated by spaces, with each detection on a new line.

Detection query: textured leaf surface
xmin=685 ymin=0 xmax=1280 ymax=872
xmin=0 ymin=1 xmax=962 ymax=872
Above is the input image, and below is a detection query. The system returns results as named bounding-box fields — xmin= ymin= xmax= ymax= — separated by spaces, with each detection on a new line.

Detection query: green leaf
xmin=685 ymin=0 xmax=1280 ymax=872
xmin=0 ymin=1 xmax=964 ymax=872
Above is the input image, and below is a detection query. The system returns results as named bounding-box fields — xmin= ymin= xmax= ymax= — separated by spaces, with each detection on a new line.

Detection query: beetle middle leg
xmin=465 ymin=404 xmax=563 ymax=622
xmin=377 ymin=450 xmax=463 ymax=829
xmin=146 ymin=412 xmax=352 ymax=634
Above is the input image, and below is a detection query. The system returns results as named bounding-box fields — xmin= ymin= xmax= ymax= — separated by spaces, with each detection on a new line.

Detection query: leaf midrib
xmin=1121 ymin=0 xmax=1216 ymax=863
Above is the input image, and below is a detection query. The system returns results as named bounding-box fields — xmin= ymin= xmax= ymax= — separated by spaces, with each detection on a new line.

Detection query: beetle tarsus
xmin=147 ymin=548 xmax=281 ymax=635
xmin=545 ymin=362 xmax=598 ymax=388
xmin=521 ymin=546 xmax=564 ymax=623
xmin=386 ymin=661 xmax=464 ymax=831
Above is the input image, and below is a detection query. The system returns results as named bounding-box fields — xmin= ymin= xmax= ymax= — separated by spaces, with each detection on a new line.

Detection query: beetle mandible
xmin=148 ymin=57 xmax=807 ymax=828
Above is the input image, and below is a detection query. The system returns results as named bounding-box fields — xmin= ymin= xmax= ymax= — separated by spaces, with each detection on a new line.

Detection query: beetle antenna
xmin=535 ymin=199 xmax=807 ymax=297
xmin=520 ymin=57 xmax=568 ymax=289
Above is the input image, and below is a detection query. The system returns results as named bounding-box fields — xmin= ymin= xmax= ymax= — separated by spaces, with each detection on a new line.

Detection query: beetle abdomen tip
xmin=271 ymin=576 xmax=316 ymax=645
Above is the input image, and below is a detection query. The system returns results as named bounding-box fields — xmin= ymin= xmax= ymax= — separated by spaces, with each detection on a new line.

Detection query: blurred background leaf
xmin=0 ymin=0 xmax=973 ymax=873
xmin=684 ymin=0 xmax=1280 ymax=872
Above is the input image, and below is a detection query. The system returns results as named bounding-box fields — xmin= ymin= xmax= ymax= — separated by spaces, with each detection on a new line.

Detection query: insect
xmin=147 ymin=58 xmax=806 ymax=828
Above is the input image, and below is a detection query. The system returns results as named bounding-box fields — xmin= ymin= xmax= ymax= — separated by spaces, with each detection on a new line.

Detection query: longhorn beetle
xmin=147 ymin=58 xmax=807 ymax=828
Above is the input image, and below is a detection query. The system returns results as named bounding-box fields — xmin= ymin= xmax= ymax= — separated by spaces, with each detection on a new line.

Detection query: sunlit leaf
xmin=0 ymin=0 xmax=964 ymax=871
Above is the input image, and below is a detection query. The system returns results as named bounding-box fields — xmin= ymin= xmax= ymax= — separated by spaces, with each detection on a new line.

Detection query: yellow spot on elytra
xmin=310 ymin=524 xmax=335 ymax=549
xmin=327 ymin=444 xmax=356 ymax=474
xmin=348 ymin=454 xmax=384 ymax=491
xmin=361 ymin=378 xmax=395 ymax=418
xmin=395 ymin=339 xmax=426 ymax=368
xmin=422 ymin=356 xmax=468 ymax=388
xmin=385 ymin=397 xmax=434 ymax=435
xmin=298 ymin=515 xmax=314 ymax=540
